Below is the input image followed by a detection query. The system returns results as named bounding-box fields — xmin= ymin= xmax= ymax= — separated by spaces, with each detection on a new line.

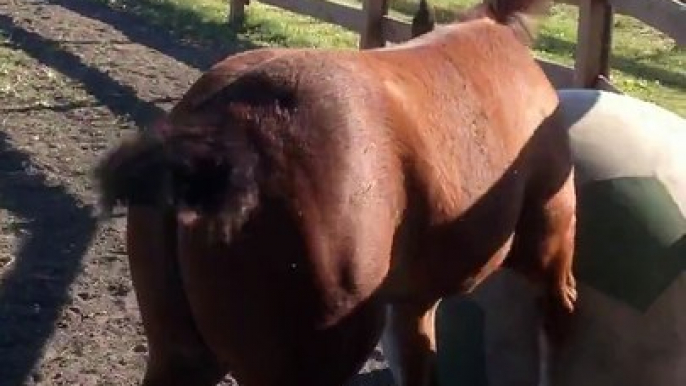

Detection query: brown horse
xmin=94 ymin=0 xmax=577 ymax=385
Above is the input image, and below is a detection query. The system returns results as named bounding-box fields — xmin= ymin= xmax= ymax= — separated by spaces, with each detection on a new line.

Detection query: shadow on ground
xmin=0 ymin=127 xmax=97 ymax=384
xmin=0 ymin=13 xmax=168 ymax=127
xmin=0 ymin=5 xmax=205 ymax=384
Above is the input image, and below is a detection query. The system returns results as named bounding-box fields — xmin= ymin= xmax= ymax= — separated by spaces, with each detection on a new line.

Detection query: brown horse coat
xmin=95 ymin=1 xmax=577 ymax=385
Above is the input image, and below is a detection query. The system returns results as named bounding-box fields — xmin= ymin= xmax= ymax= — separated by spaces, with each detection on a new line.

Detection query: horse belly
xmin=384 ymin=169 xmax=527 ymax=303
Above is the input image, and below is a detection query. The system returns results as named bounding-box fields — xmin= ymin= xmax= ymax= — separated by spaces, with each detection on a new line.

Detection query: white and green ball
xmin=434 ymin=89 xmax=686 ymax=386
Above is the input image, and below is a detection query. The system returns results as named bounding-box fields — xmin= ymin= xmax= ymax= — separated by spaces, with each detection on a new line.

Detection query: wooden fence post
xmin=360 ymin=0 xmax=390 ymax=49
xmin=229 ymin=0 xmax=247 ymax=26
xmin=574 ymin=0 xmax=614 ymax=88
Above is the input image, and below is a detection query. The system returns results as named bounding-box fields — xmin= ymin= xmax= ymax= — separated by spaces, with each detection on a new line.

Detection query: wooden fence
xmin=228 ymin=0 xmax=686 ymax=92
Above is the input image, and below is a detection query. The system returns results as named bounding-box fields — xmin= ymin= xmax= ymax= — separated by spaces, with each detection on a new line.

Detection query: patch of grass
xmin=0 ymin=36 xmax=49 ymax=105
xmin=0 ymin=31 xmax=27 ymax=99
xmin=533 ymin=4 xmax=686 ymax=116
xmin=0 ymin=30 xmax=93 ymax=110
xmin=90 ymin=0 xmax=253 ymax=49
xmin=88 ymin=0 xmax=684 ymax=116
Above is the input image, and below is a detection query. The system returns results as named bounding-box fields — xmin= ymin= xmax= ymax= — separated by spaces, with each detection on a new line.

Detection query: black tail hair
xmin=93 ymin=125 xmax=261 ymax=243
xmin=94 ymin=131 xmax=170 ymax=216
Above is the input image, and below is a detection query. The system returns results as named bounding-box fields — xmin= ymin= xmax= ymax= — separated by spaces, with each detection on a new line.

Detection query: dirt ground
xmin=0 ymin=0 xmax=390 ymax=385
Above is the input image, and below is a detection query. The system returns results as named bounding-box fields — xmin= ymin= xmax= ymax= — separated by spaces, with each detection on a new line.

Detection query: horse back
xmin=367 ymin=18 xmax=559 ymax=221
xmin=354 ymin=18 xmax=563 ymax=298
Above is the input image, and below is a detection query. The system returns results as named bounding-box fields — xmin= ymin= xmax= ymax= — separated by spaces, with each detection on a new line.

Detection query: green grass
xmin=0 ymin=30 xmax=93 ymax=108
xmin=0 ymin=31 xmax=27 ymax=99
xmin=62 ymin=0 xmax=686 ymax=117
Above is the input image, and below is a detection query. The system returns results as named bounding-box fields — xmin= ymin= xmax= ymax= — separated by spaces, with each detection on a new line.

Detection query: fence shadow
xmin=0 ymin=12 xmax=170 ymax=126
xmin=46 ymin=0 xmax=257 ymax=71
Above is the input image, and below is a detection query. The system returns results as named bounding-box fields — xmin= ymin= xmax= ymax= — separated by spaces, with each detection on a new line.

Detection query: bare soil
xmin=0 ymin=0 xmax=390 ymax=384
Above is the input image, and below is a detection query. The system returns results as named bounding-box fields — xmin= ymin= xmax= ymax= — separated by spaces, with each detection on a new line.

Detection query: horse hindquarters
xmin=126 ymin=207 xmax=224 ymax=386
xmin=170 ymin=187 xmax=398 ymax=386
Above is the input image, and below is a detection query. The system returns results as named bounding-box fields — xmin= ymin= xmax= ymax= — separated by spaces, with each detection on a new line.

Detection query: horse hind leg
xmin=126 ymin=207 xmax=226 ymax=386
xmin=505 ymin=172 xmax=578 ymax=348
xmin=382 ymin=301 xmax=441 ymax=386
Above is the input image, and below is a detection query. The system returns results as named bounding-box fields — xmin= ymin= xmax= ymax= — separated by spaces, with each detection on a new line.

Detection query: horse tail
xmin=94 ymin=130 xmax=169 ymax=215
xmin=94 ymin=118 xmax=261 ymax=243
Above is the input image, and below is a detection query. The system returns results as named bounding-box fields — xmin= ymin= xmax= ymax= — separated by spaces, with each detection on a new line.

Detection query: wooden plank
xmin=360 ymin=0 xmax=390 ymax=49
xmin=254 ymin=0 xmax=409 ymax=45
xmin=536 ymin=58 xmax=576 ymax=88
xmin=229 ymin=0 xmax=247 ymax=25
xmin=259 ymin=0 xmax=366 ymax=32
xmin=608 ymin=0 xmax=686 ymax=47
xmin=574 ymin=0 xmax=613 ymax=88
xmin=383 ymin=14 xmax=413 ymax=43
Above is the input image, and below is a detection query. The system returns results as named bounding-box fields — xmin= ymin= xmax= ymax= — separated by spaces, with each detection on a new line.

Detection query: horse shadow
xmin=0 ymin=128 xmax=98 ymax=384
